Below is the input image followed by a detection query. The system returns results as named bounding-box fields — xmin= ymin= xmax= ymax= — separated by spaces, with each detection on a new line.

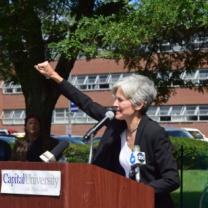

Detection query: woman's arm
xmin=34 ymin=61 xmax=63 ymax=83
xmin=34 ymin=61 xmax=106 ymax=121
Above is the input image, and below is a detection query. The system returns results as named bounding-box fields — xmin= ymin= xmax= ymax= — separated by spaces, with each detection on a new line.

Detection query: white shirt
xmin=119 ymin=130 xmax=132 ymax=178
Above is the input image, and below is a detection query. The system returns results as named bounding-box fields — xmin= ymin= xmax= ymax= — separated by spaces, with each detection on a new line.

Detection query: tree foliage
xmin=52 ymin=0 xmax=208 ymax=102
xmin=0 ymin=0 xmax=128 ymax=147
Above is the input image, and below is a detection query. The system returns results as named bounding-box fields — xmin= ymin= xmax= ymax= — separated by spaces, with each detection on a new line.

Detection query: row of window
xmin=0 ymin=109 xmax=70 ymax=125
xmin=70 ymin=73 xmax=127 ymax=90
xmin=0 ymin=82 xmax=22 ymax=94
xmin=1 ymin=68 xmax=208 ymax=94
xmin=159 ymin=41 xmax=208 ymax=52
xmin=158 ymin=35 xmax=208 ymax=52
xmin=1 ymin=105 xmax=208 ymax=125
xmin=147 ymin=105 xmax=208 ymax=122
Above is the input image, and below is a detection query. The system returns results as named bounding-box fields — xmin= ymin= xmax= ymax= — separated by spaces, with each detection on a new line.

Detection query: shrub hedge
xmin=170 ymin=137 xmax=208 ymax=170
xmin=64 ymin=144 xmax=89 ymax=162
xmin=63 ymin=138 xmax=208 ymax=169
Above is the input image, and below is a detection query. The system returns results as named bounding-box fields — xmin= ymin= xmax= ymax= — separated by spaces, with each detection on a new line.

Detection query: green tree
xmin=54 ymin=0 xmax=208 ymax=102
xmin=0 ymin=0 xmax=127 ymax=148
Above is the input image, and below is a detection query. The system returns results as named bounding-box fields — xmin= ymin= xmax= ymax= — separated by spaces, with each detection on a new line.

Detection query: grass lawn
xmin=171 ymin=169 xmax=208 ymax=208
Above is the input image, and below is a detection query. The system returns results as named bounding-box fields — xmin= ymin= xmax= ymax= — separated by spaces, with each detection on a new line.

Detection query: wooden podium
xmin=0 ymin=161 xmax=154 ymax=208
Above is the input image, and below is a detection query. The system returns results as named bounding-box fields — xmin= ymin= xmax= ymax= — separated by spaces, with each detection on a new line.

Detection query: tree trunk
xmin=15 ymin=56 xmax=76 ymax=149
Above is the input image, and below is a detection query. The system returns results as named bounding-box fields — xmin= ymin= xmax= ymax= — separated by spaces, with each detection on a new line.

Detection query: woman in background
xmin=11 ymin=115 xmax=58 ymax=161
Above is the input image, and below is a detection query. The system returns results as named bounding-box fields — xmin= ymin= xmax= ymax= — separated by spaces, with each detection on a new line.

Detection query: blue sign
xmin=70 ymin=102 xmax=79 ymax=112
xmin=130 ymin=152 xmax=136 ymax=165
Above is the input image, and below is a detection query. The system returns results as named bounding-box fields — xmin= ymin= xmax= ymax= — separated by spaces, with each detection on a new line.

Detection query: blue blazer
xmin=58 ymin=80 xmax=180 ymax=208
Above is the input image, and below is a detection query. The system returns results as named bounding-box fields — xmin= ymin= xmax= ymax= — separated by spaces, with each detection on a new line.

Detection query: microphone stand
xmin=84 ymin=110 xmax=115 ymax=163
xmin=88 ymin=133 xmax=95 ymax=164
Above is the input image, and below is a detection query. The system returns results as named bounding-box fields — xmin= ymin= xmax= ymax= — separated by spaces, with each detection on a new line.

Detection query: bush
xmin=64 ymin=144 xmax=89 ymax=162
xmin=170 ymin=138 xmax=208 ymax=169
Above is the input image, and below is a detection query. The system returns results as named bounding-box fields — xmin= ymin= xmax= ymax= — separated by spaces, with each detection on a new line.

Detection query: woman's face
xmin=25 ymin=117 xmax=40 ymax=139
xmin=113 ymin=87 xmax=138 ymax=120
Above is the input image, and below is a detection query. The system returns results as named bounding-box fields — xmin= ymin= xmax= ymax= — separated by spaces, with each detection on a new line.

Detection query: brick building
xmin=0 ymin=58 xmax=208 ymax=137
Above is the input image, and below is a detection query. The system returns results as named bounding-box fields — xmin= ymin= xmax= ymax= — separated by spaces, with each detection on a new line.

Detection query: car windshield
xmin=166 ymin=129 xmax=193 ymax=138
xmin=53 ymin=135 xmax=85 ymax=144
xmin=0 ymin=132 xmax=8 ymax=136
xmin=188 ymin=131 xmax=204 ymax=140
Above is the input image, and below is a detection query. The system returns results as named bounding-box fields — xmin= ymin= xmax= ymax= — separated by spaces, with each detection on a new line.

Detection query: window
xmin=147 ymin=106 xmax=158 ymax=116
xmin=160 ymin=42 xmax=172 ymax=52
xmin=198 ymin=70 xmax=208 ymax=79
xmin=192 ymin=35 xmax=208 ymax=49
xmin=75 ymin=76 xmax=87 ymax=90
xmin=53 ymin=109 xmax=69 ymax=124
xmin=158 ymin=106 xmax=171 ymax=121
xmin=71 ymin=110 xmax=96 ymax=124
xmin=98 ymin=74 xmax=109 ymax=89
xmin=147 ymin=106 xmax=160 ymax=121
xmin=183 ymin=71 xmax=197 ymax=80
xmin=184 ymin=106 xmax=198 ymax=121
xmin=2 ymin=82 xmax=22 ymax=94
xmin=86 ymin=75 xmax=98 ymax=90
xmin=2 ymin=110 xmax=25 ymax=124
xmin=1 ymin=109 xmax=71 ymax=125
xmin=159 ymin=106 xmax=171 ymax=116
xmin=198 ymin=70 xmax=208 ymax=84
xmin=147 ymin=105 xmax=208 ymax=123
xmin=109 ymin=74 xmax=122 ymax=85
xmin=171 ymin=106 xmax=184 ymax=122
xmin=69 ymin=70 xmax=208 ymax=91
xmin=71 ymin=73 xmax=128 ymax=91
xmin=199 ymin=106 xmax=208 ymax=121
xmin=71 ymin=111 xmax=86 ymax=124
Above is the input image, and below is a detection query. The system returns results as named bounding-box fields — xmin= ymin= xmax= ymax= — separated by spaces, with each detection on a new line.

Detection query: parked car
xmin=12 ymin=132 xmax=25 ymax=138
xmin=0 ymin=140 xmax=11 ymax=160
xmin=52 ymin=134 xmax=85 ymax=145
xmin=0 ymin=129 xmax=9 ymax=135
xmin=183 ymin=128 xmax=208 ymax=141
xmin=0 ymin=135 xmax=17 ymax=146
xmin=164 ymin=127 xmax=194 ymax=139
xmin=0 ymin=135 xmax=16 ymax=160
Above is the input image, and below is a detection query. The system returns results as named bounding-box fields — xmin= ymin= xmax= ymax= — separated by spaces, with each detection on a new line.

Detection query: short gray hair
xmin=112 ymin=74 xmax=157 ymax=114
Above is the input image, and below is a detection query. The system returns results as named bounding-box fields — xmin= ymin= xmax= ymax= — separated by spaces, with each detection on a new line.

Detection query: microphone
xmin=83 ymin=110 xmax=115 ymax=141
xmin=39 ymin=140 xmax=69 ymax=163
xmin=106 ymin=106 xmax=118 ymax=114
xmin=129 ymin=145 xmax=146 ymax=182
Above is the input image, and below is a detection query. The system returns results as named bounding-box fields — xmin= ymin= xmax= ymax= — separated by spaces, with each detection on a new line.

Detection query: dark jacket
xmin=27 ymin=137 xmax=58 ymax=162
xmin=58 ymin=80 xmax=180 ymax=208
xmin=11 ymin=136 xmax=58 ymax=162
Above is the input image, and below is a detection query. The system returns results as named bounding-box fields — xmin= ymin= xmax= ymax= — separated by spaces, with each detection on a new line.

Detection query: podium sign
xmin=1 ymin=170 xmax=61 ymax=196
xmin=0 ymin=162 xmax=154 ymax=208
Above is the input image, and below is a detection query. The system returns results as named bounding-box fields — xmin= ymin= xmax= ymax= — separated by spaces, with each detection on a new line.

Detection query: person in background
xmin=11 ymin=114 xmax=58 ymax=161
xmin=35 ymin=61 xmax=179 ymax=208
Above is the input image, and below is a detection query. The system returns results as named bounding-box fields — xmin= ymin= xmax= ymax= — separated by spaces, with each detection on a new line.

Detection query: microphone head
xmin=39 ymin=140 xmax=69 ymax=163
xmin=105 ymin=110 xmax=115 ymax=120
xmin=107 ymin=106 xmax=118 ymax=113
